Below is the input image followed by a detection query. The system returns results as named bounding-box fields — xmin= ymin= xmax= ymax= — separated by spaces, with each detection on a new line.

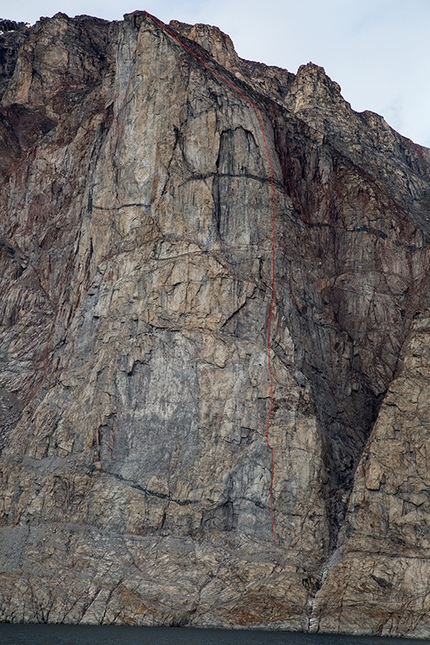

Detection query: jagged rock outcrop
xmin=311 ymin=311 xmax=430 ymax=638
xmin=1 ymin=11 xmax=430 ymax=637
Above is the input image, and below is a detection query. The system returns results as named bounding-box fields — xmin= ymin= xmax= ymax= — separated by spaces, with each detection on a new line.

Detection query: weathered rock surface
xmin=311 ymin=311 xmax=430 ymax=639
xmin=1 ymin=10 xmax=430 ymax=637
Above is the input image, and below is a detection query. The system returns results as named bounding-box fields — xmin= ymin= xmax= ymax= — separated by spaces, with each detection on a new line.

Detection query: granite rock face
xmin=312 ymin=312 xmax=430 ymax=639
xmin=1 ymin=11 xmax=430 ymax=637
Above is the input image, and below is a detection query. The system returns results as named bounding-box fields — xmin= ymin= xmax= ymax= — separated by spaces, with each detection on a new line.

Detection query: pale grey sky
xmin=3 ymin=0 xmax=430 ymax=147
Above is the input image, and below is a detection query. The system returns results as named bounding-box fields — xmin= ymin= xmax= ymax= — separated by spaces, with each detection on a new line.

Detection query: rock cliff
xmin=1 ymin=11 xmax=430 ymax=638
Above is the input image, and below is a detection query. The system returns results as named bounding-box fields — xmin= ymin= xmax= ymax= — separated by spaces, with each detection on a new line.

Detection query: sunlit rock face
xmin=1 ymin=11 xmax=430 ymax=638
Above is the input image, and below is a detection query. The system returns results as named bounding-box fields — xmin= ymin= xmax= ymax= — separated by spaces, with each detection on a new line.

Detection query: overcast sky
xmin=4 ymin=0 xmax=430 ymax=147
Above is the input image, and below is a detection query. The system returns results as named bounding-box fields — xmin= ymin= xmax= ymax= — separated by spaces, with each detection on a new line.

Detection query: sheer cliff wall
xmin=1 ymin=11 xmax=430 ymax=637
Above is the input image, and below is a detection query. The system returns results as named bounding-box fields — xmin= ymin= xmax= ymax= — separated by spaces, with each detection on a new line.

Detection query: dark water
xmin=0 ymin=625 xmax=428 ymax=645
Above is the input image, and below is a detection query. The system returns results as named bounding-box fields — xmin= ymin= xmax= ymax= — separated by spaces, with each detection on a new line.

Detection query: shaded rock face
xmin=1 ymin=10 xmax=430 ymax=637
xmin=312 ymin=312 xmax=430 ymax=638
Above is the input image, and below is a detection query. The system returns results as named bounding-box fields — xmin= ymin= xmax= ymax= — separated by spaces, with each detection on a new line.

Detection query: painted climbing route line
xmin=144 ymin=11 xmax=278 ymax=545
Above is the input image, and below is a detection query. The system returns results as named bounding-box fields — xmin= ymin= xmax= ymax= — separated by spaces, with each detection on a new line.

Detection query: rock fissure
xmin=98 ymin=471 xmax=197 ymax=506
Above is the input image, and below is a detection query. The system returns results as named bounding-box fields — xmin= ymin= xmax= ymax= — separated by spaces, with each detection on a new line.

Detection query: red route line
xmin=144 ymin=11 xmax=278 ymax=545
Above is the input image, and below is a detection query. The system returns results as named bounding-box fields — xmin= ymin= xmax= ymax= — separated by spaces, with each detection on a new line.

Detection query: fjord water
xmin=0 ymin=625 xmax=428 ymax=645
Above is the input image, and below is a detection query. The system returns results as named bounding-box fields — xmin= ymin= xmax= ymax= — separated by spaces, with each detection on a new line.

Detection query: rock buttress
xmin=1 ymin=11 xmax=430 ymax=637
